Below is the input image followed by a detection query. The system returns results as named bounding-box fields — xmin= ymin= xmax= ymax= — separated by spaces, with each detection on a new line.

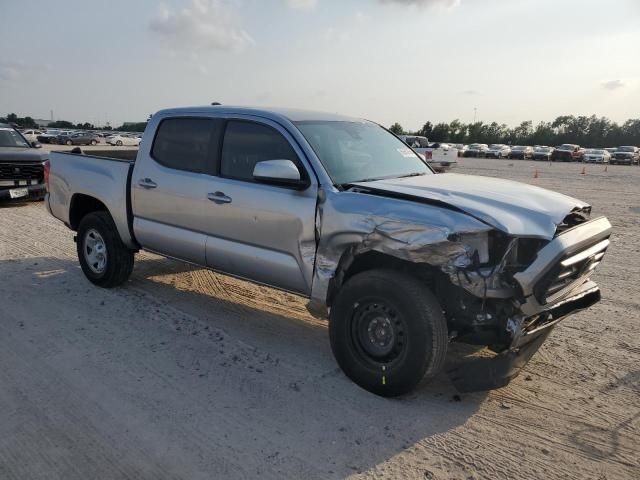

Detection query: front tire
xmin=116 ymin=140 xmax=123 ymax=146
xmin=329 ymin=269 xmax=448 ymax=397
xmin=77 ymin=211 xmax=134 ymax=288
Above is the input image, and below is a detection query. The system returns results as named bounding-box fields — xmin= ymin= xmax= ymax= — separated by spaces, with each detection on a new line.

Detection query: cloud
xmin=601 ymin=79 xmax=625 ymax=91
xmin=286 ymin=0 xmax=317 ymax=8
xmin=380 ymin=0 xmax=462 ymax=7
xmin=462 ymin=89 xmax=480 ymax=95
xmin=0 ymin=65 xmax=20 ymax=81
xmin=149 ymin=0 xmax=253 ymax=52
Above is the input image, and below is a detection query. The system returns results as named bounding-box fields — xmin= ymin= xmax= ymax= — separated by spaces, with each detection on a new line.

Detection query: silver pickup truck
xmin=46 ymin=105 xmax=612 ymax=396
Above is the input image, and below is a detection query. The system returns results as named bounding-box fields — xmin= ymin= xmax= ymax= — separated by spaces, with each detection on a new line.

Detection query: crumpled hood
xmin=352 ymin=173 xmax=589 ymax=240
xmin=0 ymin=147 xmax=49 ymax=163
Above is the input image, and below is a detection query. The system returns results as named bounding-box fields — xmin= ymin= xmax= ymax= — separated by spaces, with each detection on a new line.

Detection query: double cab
xmin=46 ymin=106 xmax=612 ymax=396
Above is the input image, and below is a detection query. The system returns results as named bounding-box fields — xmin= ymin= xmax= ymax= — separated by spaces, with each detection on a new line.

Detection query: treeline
xmin=1 ymin=113 xmax=147 ymax=132
xmin=389 ymin=115 xmax=640 ymax=147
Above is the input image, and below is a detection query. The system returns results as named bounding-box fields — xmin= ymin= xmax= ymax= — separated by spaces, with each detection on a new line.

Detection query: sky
xmin=1 ymin=0 xmax=639 ymax=130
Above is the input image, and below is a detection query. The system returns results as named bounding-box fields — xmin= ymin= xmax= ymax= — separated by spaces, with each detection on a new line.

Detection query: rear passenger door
xmin=132 ymin=116 xmax=224 ymax=265
xmin=204 ymin=118 xmax=318 ymax=295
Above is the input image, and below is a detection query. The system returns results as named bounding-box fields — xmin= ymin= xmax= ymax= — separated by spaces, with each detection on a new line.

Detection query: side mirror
xmin=253 ymin=159 xmax=306 ymax=188
xmin=31 ymin=141 xmax=42 ymax=148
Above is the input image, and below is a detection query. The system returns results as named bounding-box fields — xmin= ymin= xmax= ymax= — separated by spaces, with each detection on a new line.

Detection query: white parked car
xmin=485 ymin=144 xmax=511 ymax=159
xmin=583 ymin=148 xmax=610 ymax=164
xmin=20 ymin=129 xmax=44 ymax=143
xmin=107 ymin=134 xmax=141 ymax=147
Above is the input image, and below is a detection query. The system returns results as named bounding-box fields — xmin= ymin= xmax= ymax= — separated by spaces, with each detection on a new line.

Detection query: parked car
xmin=0 ymin=123 xmax=47 ymax=202
xmin=107 ymin=134 xmax=141 ymax=146
xmin=37 ymin=131 xmax=61 ymax=144
xmin=453 ymin=144 xmax=468 ymax=157
xmin=463 ymin=143 xmax=488 ymax=157
xmin=54 ymin=131 xmax=76 ymax=145
xmin=20 ymin=129 xmax=44 ymax=143
xmin=61 ymin=132 xmax=101 ymax=146
xmin=509 ymin=145 xmax=534 ymax=160
xmin=532 ymin=146 xmax=554 ymax=161
xmin=610 ymin=146 xmax=639 ymax=165
xmin=45 ymin=105 xmax=612 ymax=397
xmin=399 ymin=135 xmax=457 ymax=172
xmin=604 ymin=147 xmax=617 ymax=158
xmin=485 ymin=144 xmax=511 ymax=159
xmin=551 ymin=144 xmax=581 ymax=162
xmin=582 ymin=149 xmax=610 ymax=164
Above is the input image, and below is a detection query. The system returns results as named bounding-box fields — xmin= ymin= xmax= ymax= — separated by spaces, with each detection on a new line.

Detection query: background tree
xmin=388 ymin=122 xmax=404 ymax=135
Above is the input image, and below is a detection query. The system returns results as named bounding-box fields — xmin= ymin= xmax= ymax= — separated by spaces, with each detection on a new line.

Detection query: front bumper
xmin=449 ymin=281 xmax=602 ymax=392
xmin=513 ymin=216 xmax=612 ymax=316
xmin=0 ymin=184 xmax=46 ymax=201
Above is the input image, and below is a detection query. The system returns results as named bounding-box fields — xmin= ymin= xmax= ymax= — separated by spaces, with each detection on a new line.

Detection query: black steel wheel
xmin=330 ymin=269 xmax=448 ymax=397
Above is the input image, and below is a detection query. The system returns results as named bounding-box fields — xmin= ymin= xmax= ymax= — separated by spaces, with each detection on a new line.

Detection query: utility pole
xmin=473 ymin=107 xmax=477 ymax=124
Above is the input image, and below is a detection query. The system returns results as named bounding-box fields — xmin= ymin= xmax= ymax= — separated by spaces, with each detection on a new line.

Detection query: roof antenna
xmin=211 ymin=102 xmax=222 ymax=106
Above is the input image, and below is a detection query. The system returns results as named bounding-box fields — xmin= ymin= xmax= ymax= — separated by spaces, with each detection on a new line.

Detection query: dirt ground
xmin=0 ymin=158 xmax=638 ymax=480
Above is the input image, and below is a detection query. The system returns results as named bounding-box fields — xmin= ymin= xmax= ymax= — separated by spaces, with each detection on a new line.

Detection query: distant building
xmin=33 ymin=118 xmax=52 ymax=127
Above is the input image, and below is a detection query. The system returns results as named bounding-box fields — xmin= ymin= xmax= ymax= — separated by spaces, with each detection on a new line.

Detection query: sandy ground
xmin=0 ymin=158 xmax=638 ymax=480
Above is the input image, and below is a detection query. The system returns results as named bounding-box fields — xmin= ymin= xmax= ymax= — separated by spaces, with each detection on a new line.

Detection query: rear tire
xmin=91 ymin=139 xmax=97 ymax=146
xmin=66 ymin=140 xmax=72 ymax=146
xmin=77 ymin=211 xmax=134 ymax=288
xmin=116 ymin=140 xmax=123 ymax=146
xmin=329 ymin=269 xmax=448 ymax=397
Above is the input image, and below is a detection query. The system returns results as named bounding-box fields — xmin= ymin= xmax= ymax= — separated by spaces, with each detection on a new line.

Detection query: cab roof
xmin=153 ymin=105 xmax=365 ymax=124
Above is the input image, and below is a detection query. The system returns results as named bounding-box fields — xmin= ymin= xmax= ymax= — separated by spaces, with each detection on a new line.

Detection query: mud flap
xmin=447 ymin=328 xmax=553 ymax=393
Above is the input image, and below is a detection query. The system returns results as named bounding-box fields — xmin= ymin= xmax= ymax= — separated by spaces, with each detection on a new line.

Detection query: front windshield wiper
xmin=396 ymin=172 xmax=426 ymax=179
xmin=342 ymin=171 xmax=426 ymax=187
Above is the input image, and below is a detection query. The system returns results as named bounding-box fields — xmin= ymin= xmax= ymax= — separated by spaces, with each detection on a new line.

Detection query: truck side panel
xmin=46 ymin=152 xmax=136 ymax=248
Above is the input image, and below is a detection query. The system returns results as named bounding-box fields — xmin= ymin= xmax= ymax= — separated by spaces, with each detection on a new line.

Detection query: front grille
xmin=0 ymin=162 xmax=44 ymax=181
xmin=533 ymin=238 xmax=609 ymax=305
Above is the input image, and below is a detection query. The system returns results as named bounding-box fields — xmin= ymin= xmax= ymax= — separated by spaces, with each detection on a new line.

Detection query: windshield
xmin=558 ymin=144 xmax=575 ymax=150
xmin=618 ymin=146 xmax=636 ymax=152
xmin=0 ymin=128 xmax=30 ymax=148
xmin=585 ymin=149 xmax=604 ymax=154
xmin=512 ymin=146 xmax=526 ymax=151
xmin=536 ymin=147 xmax=552 ymax=152
xmin=489 ymin=144 xmax=503 ymax=149
xmin=295 ymin=121 xmax=431 ymax=184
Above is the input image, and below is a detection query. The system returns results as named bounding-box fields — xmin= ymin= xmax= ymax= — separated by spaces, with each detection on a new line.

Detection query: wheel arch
xmin=69 ymin=194 xmax=110 ymax=230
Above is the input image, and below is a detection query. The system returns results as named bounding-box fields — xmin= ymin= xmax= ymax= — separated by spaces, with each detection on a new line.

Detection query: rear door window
xmin=151 ymin=118 xmax=223 ymax=174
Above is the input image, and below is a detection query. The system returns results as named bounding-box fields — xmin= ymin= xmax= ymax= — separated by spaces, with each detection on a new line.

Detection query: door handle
xmin=207 ymin=191 xmax=232 ymax=204
xmin=138 ymin=178 xmax=157 ymax=189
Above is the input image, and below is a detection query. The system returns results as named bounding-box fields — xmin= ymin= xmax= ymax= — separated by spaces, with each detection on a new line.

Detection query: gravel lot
xmin=0 ymin=158 xmax=638 ymax=480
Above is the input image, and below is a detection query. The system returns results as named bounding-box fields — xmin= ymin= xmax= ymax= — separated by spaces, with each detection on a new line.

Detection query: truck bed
xmin=46 ymin=151 xmax=137 ymax=248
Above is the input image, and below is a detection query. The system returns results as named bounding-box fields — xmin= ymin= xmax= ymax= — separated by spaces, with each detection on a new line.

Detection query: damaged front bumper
xmin=450 ymin=280 xmax=602 ymax=392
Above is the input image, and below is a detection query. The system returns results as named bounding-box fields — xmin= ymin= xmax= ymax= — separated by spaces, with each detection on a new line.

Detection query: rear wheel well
xmin=69 ymin=194 xmax=109 ymax=230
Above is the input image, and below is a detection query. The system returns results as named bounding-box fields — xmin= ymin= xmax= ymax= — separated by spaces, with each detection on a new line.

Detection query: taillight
xmin=426 ymin=151 xmax=433 ymax=160
xmin=43 ymin=160 xmax=50 ymax=192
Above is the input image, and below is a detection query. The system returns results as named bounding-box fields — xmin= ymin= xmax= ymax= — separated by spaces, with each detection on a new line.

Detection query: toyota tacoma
xmin=45 ymin=106 xmax=612 ymax=396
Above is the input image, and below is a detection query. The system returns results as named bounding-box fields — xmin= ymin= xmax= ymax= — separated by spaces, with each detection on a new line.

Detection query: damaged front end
xmin=310 ymin=186 xmax=612 ymax=389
